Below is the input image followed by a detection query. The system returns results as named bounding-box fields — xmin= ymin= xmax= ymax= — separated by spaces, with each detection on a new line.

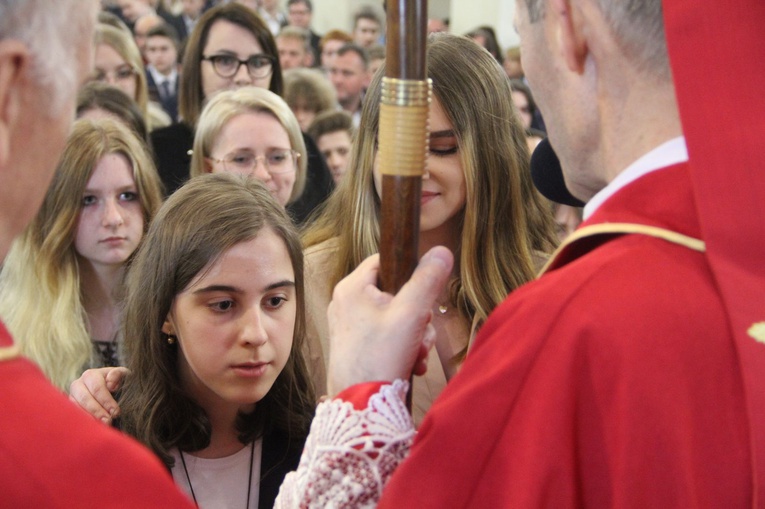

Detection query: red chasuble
xmin=380 ymin=164 xmax=752 ymax=507
xmin=378 ymin=0 xmax=765 ymax=504
xmin=0 ymin=322 xmax=195 ymax=508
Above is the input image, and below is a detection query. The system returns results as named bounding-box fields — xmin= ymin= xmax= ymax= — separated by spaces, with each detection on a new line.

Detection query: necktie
xmin=160 ymin=80 xmax=172 ymax=100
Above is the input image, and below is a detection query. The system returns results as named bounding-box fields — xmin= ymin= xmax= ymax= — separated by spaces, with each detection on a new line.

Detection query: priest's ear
xmin=0 ymin=40 xmax=29 ymax=169
xmin=551 ymin=0 xmax=588 ymax=75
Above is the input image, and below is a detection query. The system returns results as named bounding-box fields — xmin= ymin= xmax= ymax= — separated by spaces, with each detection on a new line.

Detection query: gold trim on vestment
xmin=747 ymin=322 xmax=765 ymax=345
xmin=539 ymin=223 xmax=706 ymax=277
xmin=0 ymin=344 xmax=20 ymax=362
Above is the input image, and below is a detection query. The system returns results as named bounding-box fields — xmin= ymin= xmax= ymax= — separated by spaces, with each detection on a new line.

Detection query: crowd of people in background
xmin=0 ymin=0 xmax=606 ymax=507
xmin=94 ymin=0 xmax=558 ymax=203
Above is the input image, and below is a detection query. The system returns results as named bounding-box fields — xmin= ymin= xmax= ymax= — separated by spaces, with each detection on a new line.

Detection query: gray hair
xmin=524 ymin=0 xmax=668 ymax=79
xmin=0 ymin=0 xmax=97 ymax=114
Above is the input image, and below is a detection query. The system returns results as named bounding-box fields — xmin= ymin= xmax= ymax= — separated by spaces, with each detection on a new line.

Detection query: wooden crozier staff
xmin=378 ymin=0 xmax=430 ymax=410
xmin=378 ymin=0 xmax=430 ymax=292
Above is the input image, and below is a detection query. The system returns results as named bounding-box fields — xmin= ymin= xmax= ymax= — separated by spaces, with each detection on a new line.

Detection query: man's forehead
xmin=337 ymin=52 xmax=364 ymax=67
xmin=147 ymin=36 xmax=174 ymax=47
xmin=136 ymin=17 xmax=161 ymax=31
xmin=357 ymin=19 xmax=379 ymax=29
xmin=279 ymin=40 xmax=305 ymax=53
xmin=331 ymin=60 xmax=361 ymax=73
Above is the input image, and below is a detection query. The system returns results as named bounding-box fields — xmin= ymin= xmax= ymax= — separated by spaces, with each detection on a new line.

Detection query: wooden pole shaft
xmin=379 ymin=176 xmax=422 ymax=293
xmin=379 ymin=0 xmax=429 ymax=411
xmin=385 ymin=0 xmax=427 ymax=80
xmin=378 ymin=0 xmax=430 ymax=295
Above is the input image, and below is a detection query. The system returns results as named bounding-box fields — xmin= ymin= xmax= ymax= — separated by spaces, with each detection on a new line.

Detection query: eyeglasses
xmin=208 ymin=149 xmax=299 ymax=175
xmin=91 ymin=65 xmax=137 ymax=83
xmin=202 ymin=54 xmax=275 ymax=79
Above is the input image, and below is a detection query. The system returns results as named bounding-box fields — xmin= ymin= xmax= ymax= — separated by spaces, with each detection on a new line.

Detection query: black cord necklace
xmin=179 ymin=440 xmax=256 ymax=508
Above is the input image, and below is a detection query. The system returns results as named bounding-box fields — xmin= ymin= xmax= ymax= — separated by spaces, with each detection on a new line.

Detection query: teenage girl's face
xmin=207 ymin=111 xmax=297 ymax=207
xmin=201 ymin=19 xmax=272 ymax=100
xmin=373 ymin=96 xmax=466 ymax=235
xmin=94 ymin=43 xmax=138 ymax=101
xmin=163 ymin=228 xmax=296 ymax=414
xmin=74 ymin=153 xmax=144 ymax=270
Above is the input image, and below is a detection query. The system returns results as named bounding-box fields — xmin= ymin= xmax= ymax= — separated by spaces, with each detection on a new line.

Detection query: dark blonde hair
xmin=77 ymin=82 xmax=150 ymax=147
xmin=179 ymin=3 xmax=283 ymax=127
xmin=0 ymin=118 xmax=163 ymax=390
xmin=304 ymin=33 xmax=556 ymax=334
xmin=307 ymin=110 xmax=354 ymax=141
xmin=119 ymin=173 xmax=314 ymax=467
xmin=283 ymin=68 xmax=337 ymax=115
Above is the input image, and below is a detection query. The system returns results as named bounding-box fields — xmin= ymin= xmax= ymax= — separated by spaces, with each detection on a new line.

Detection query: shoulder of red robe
xmin=663 ymin=0 xmax=765 ymax=505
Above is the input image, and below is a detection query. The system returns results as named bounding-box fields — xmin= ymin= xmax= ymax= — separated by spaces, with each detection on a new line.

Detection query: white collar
xmin=583 ymin=136 xmax=688 ymax=220
xmin=148 ymin=65 xmax=177 ymax=86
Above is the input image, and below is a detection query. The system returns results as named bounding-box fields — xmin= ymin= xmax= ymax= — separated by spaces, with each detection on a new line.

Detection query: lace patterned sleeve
xmin=275 ymin=379 xmax=414 ymax=508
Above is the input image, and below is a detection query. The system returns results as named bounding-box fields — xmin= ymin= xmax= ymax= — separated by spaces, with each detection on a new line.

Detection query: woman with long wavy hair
xmin=302 ymin=33 xmax=557 ymax=423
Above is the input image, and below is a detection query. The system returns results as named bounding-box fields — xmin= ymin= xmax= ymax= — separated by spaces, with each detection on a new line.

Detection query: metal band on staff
xmin=379 ymin=78 xmax=431 ymax=178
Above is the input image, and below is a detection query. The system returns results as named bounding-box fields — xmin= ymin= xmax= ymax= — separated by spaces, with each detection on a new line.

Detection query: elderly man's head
xmin=0 ymin=0 xmax=99 ymax=257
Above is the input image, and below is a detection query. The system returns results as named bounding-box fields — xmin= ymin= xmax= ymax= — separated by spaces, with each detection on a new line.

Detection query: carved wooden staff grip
xmin=378 ymin=0 xmax=431 ymax=295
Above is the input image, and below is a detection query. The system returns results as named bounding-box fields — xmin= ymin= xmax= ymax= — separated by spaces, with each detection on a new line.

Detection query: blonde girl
xmin=0 ymin=118 xmax=163 ymax=390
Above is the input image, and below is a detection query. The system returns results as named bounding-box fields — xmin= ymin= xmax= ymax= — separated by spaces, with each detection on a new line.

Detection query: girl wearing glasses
xmin=151 ymin=3 xmax=333 ymax=224
xmin=190 ymin=87 xmax=307 ymax=208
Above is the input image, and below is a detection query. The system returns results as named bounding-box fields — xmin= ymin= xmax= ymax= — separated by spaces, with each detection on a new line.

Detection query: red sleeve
xmin=0 ymin=354 xmax=195 ymax=508
xmin=335 ymin=381 xmax=390 ymax=410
